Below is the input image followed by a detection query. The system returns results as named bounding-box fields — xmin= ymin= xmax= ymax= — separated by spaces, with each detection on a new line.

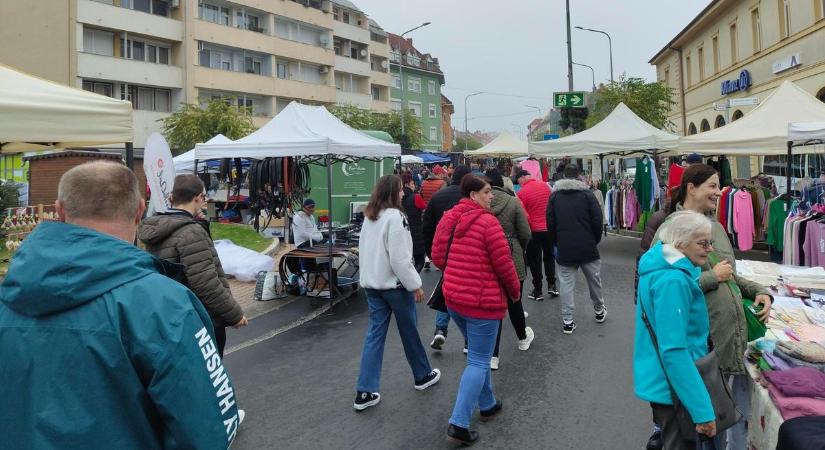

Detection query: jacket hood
xmin=553 ymin=178 xmax=589 ymax=192
xmin=490 ymin=187 xmax=515 ymax=216
xmin=449 ymin=198 xmax=488 ymax=238
xmin=137 ymin=213 xmax=197 ymax=245
xmin=638 ymin=241 xmax=701 ymax=281
xmin=1 ymin=221 xmax=167 ymax=317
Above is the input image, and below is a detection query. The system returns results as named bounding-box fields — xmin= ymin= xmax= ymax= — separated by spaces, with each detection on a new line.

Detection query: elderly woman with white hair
xmin=634 ymin=210 xmax=717 ymax=450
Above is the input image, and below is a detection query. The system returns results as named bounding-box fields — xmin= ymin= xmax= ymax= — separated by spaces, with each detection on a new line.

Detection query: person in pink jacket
xmin=431 ymin=174 xmax=521 ymax=446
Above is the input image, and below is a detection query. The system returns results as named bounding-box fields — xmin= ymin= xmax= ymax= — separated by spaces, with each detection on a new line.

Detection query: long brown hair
xmin=365 ymin=174 xmax=403 ymax=221
xmin=669 ymin=163 xmax=718 ymax=213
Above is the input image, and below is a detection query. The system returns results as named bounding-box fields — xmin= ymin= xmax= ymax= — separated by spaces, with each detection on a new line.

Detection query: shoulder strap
xmin=442 ymin=220 xmax=458 ymax=269
xmin=638 ymin=293 xmax=683 ymax=404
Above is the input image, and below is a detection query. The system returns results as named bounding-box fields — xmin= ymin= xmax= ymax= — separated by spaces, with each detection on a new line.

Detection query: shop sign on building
xmin=720 ymin=70 xmax=752 ymax=95
xmin=772 ymin=53 xmax=802 ymax=74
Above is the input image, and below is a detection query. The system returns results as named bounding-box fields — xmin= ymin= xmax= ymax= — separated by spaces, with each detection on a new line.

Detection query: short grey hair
xmin=58 ymin=161 xmax=142 ymax=222
xmin=657 ymin=210 xmax=712 ymax=248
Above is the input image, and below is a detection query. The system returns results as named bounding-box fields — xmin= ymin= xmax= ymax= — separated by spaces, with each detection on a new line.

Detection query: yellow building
xmin=650 ymin=0 xmax=825 ymax=178
xmin=0 ymin=0 xmax=391 ymax=149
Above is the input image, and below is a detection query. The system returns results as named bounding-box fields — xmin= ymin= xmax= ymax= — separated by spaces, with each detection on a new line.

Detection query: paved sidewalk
xmin=228 ymin=278 xmax=298 ymax=320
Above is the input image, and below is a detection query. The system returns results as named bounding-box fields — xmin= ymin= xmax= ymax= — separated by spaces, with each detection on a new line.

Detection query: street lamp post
xmin=464 ymin=92 xmax=484 ymax=151
xmin=572 ymin=62 xmax=596 ymax=92
xmin=575 ymin=26 xmax=613 ymax=83
xmin=398 ymin=22 xmax=431 ymax=140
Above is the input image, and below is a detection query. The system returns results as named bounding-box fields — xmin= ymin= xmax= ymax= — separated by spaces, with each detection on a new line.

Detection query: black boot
xmin=646 ymin=431 xmax=662 ymax=450
xmin=447 ymin=424 xmax=479 ymax=446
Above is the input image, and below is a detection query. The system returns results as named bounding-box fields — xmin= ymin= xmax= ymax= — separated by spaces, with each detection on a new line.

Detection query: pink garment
xmin=521 ymin=159 xmax=542 ymax=182
xmin=624 ymin=189 xmax=638 ymax=230
xmin=803 ymin=222 xmax=825 ymax=267
xmin=767 ymin=383 xmax=825 ymax=420
xmin=732 ymin=190 xmax=756 ymax=251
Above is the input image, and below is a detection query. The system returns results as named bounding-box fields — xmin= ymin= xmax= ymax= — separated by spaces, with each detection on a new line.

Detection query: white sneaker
xmin=238 ymin=409 xmax=246 ymax=425
xmin=490 ymin=356 xmax=499 ymax=370
xmin=523 ymin=311 xmax=529 ymax=318
xmin=518 ymin=326 xmax=535 ymax=351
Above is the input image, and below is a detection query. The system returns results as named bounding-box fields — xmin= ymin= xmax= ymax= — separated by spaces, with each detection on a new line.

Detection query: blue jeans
xmin=448 ymin=308 xmax=498 ymax=429
xmin=434 ymin=311 xmax=450 ymax=336
xmin=356 ymin=288 xmax=432 ymax=393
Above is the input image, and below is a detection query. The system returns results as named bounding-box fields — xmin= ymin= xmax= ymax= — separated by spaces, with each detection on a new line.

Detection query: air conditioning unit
xmin=360 ymin=49 xmax=367 ymax=57
xmin=319 ymin=34 xmax=329 ymax=45
xmin=381 ymin=60 xmax=389 ymax=69
xmin=171 ymin=0 xmax=180 ymax=8
xmin=318 ymin=66 xmax=329 ymax=74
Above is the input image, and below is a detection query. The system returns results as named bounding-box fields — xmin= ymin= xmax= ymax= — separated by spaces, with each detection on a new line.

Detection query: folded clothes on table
xmin=767 ymin=383 xmax=825 ymax=420
xmin=774 ymin=347 xmax=825 ymax=371
xmin=763 ymin=350 xmax=794 ymax=371
xmin=777 ymin=341 xmax=825 ymax=364
xmin=764 ymin=367 xmax=825 ymax=397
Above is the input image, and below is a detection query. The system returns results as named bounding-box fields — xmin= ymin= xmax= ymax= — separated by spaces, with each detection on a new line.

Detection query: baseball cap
xmin=303 ymin=198 xmax=316 ymax=208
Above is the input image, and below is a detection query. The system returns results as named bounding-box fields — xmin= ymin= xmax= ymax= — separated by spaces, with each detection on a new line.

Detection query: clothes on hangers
xmin=732 ymin=189 xmax=756 ymax=251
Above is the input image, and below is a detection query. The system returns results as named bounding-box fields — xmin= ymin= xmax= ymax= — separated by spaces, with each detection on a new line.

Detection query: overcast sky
xmin=354 ymin=0 xmax=710 ymax=137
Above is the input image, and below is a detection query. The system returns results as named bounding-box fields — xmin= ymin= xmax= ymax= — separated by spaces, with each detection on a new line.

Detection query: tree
xmin=328 ymin=105 xmax=423 ymax=150
xmin=558 ymin=107 xmax=589 ymax=133
xmin=160 ymin=99 xmax=256 ymax=155
xmin=0 ymin=182 xmax=19 ymax=212
xmin=586 ymin=75 xmax=676 ymax=130
xmin=453 ymin=135 xmax=482 ymax=151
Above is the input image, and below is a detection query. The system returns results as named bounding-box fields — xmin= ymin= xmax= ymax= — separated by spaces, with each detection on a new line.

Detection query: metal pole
xmin=126 ymin=142 xmax=134 ymax=169
xmin=326 ymin=154 xmax=334 ymax=301
xmin=573 ymin=62 xmax=595 ymax=92
xmin=575 ymin=26 xmax=614 ymax=83
xmin=566 ymin=0 xmax=574 ymax=91
xmin=398 ymin=22 xmax=431 ymax=140
xmin=786 ymin=141 xmax=792 ymax=211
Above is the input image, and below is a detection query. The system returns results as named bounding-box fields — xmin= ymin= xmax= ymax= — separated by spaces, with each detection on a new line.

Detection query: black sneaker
xmin=447 ymin=424 xmax=479 ymax=446
xmin=595 ymin=306 xmax=607 ymax=323
xmin=527 ymin=289 xmax=544 ymax=301
xmin=424 ymin=261 xmax=431 ymax=271
xmin=646 ymin=431 xmax=663 ymax=450
xmin=430 ymin=333 xmax=446 ymax=350
xmin=562 ymin=321 xmax=577 ymax=335
xmin=414 ymin=368 xmax=441 ymax=390
xmin=353 ymin=391 xmax=380 ymax=411
xmin=547 ymin=287 xmax=560 ymax=298
xmin=479 ymin=399 xmax=503 ymax=422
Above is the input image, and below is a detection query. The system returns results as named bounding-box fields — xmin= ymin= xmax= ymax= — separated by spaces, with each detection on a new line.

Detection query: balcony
xmin=370 ymin=41 xmax=390 ymax=58
xmin=272 ymin=36 xmax=334 ymax=66
xmin=336 ymin=91 xmax=372 ymax=108
xmin=371 ymin=100 xmax=391 ymax=113
xmin=334 ymin=21 xmax=370 ymax=44
xmin=77 ymin=0 xmax=183 ymax=42
xmin=78 ymin=52 xmax=183 ymax=88
xmin=334 ymin=55 xmax=371 ymax=77
xmin=370 ymin=71 xmax=391 ymax=87
xmin=193 ymin=66 xmax=275 ymax=96
xmin=275 ymin=77 xmax=337 ymax=103
xmin=273 ymin=0 xmax=334 ymax=30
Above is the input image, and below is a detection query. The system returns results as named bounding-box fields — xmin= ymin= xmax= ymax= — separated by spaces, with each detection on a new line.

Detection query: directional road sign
xmin=554 ymin=91 xmax=586 ymax=108
xmin=728 ymin=97 xmax=759 ymax=107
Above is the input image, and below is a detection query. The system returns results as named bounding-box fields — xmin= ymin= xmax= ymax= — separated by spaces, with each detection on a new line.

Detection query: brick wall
xmin=28 ymin=155 xmax=147 ymax=207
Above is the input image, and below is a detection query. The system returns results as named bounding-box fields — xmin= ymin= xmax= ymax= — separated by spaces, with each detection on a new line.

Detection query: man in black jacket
xmin=421 ymin=164 xmax=471 ymax=350
xmin=546 ymin=164 xmax=606 ymax=335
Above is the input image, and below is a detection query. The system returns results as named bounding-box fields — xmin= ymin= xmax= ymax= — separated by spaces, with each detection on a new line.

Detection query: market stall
xmin=464 ymin=130 xmax=529 ymax=157
xmin=173 ymin=134 xmax=233 ymax=174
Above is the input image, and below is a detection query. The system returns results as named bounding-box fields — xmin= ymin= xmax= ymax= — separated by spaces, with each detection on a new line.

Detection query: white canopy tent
xmin=0 ymin=63 xmax=133 ymax=153
xmin=529 ymin=103 xmax=679 ymax=158
xmin=679 ymin=81 xmax=825 ymax=156
xmin=788 ymin=122 xmax=825 ymax=142
xmin=400 ymin=154 xmax=424 ymax=164
xmin=464 ymin=130 xmax=529 ymax=157
xmin=195 ymin=102 xmax=400 ymax=160
xmin=174 ymin=134 xmax=232 ymax=173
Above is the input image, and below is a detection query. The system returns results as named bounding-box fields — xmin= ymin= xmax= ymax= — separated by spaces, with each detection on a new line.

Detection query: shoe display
xmin=447 ymin=424 xmax=479 ymax=446
xmin=490 ymin=356 xmax=499 ymax=370
xmin=595 ymin=306 xmax=607 ymax=323
xmin=527 ymin=289 xmax=544 ymax=301
xmin=430 ymin=333 xmax=446 ymax=350
xmin=414 ymin=368 xmax=441 ymax=390
xmin=646 ymin=431 xmax=663 ymax=450
xmin=353 ymin=391 xmax=381 ymax=411
xmin=479 ymin=399 xmax=503 ymax=422
xmin=518 ymin=326 xmax=535 ymax=351
xmin=562 ymin=321 xmax=577 ymax=335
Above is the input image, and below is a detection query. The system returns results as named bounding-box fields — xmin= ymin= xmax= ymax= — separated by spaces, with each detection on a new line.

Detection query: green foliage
xmin=453 ymin=135 xmax=482 ymax=151
xmin=0 ymin=182 xmax=19 ymax=212
xmin=160 ymin=99 xmax=256 ymax=155
xmin=328 ymin=105 xmax=422 ymax=150
xmin=209 ymin=223 xmax=271 ymax=252
xmin=586 ymin=75 xmax=676 ymax=130
xmin=559 ymin=108 xmax=589 ymax=133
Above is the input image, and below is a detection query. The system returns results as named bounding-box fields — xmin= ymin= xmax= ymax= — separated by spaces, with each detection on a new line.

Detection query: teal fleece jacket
xmin=0 ymin=221 xmax=240 ymax=449
xmin=634 ymin=242 xmax=715 ymax=424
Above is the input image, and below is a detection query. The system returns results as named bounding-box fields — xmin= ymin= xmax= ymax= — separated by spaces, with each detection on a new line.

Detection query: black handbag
xmin=639 ymin=296 xmax=740 ymax=442
xmin=427 ymin=225 xmax=456 ymax=313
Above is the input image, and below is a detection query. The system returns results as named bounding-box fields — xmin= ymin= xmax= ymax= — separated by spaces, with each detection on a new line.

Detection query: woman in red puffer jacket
xmin=431 ymin=174 xmax=521 ymax=446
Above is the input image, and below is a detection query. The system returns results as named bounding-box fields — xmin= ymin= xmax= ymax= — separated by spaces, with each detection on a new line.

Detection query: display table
xmin=278 ymin=244 xmax=359 ymax=298
xmin=746 ymin=361 xmax=784 ymax=450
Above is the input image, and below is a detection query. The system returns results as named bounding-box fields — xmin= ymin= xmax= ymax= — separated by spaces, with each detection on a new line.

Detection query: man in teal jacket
xmin=0 ymin=162 xmax=241 ymax=449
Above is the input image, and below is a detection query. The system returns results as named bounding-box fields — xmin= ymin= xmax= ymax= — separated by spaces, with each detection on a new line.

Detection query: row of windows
xmin=82 ymin=81 xmax=172 ymax=112
xmin=390 ymin=50 xmax=436 ymax=70
xmin=391 ymin=75 xmax=438 ymax=95
xmin=82 ymin=28 xmax=171 ymax=65
xmin=390 ymin=99 xmax=439 ymax=119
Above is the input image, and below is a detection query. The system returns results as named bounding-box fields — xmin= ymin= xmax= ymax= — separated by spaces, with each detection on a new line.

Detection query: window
xmin=697 ymin=46 xmax=704 ymax=81
xmin=751 ymin=7 xmax=762 ymax=53
xmin=391 ymin=99 xmax=401 ymax=111
xmin=299 ymin=63 xmax=322 ymax=84
xmin=201 ymin=3 xmax=219 ymax=23
xmin=392 ymin=74 xmax=401 ymax=89
xmin=332 ymin=7 xmax=339 ymax=21
xmin=408 ymin=77 xmax=421 ymax=93
xmin=428 ymin=80 xmax=436 ymax=96
xmin=408 ymin=102 xmax=421 ymax=117
xmin=372 ymin=86 xmax=380 ymax=101
xmin=147 ymin=44 xmax=157 ymax=63
xmin=152 ymin=0 xmax=169 ymax=17
xmin=132 ymin=41 xmax=145 ymax=61
xmin=132 ymin=0 xmax=150 ymax=13
xmin=688 ymin=122 xmax=697 ymax=135
xmin=370 ymin=32 xmax=387 ymax=44
xmin=664 ymin=68 xmax=670 ymax=87
xmin=390 ymin=50 xmax=400 ymax=62
xmin=732 ymin=110 xmax=744 ymax=121
xmin=158 ymin=47 xmax=169 ymax=64
xmin=428 ymin=103 xmax=437 ymax=118
xmin=122 ymin=0 xmax=167 ymax=16
xmin=277 ymin=62 xmax=288 ymax=79
xmin=406 ymin=53 xmax=420 ymax=66
xmin=700 ymin=119 xmax=710 ymax=132
xmin=122 ymin=85 xmax=171 ymax=112
xmin=244 ymin=57 xmax=262 ymax=74
xmin=83 ymin=28 xmax=114 ymax=56
xmin=350 ymin=47 xmax=358 ymax=59
xmin=342 ymin=11 xmax=350 ymax=24
xmin=817 ymin=0 xmax=825 ymax=21
xmin=730 ymin=22 xmax=738 ymax=64
xmin=82 ymin=80 xmax=114 ymax=98
xmin=429 ymin=127 xmax=437 ymax=142
xmin=236 ymin=11 xmax=262 ymax=32
xmin=779 ymin=0 xmax=790 ymax=39
xmin=715 ymin=115 xmax=726 ymax=128
xmin=712 ymin=36 xmax=719 ymax=74
xmin=685 ymin=54 xmax=692 ymax=86
xmin=120 ymin=38 xmax=170 ymax=64
xmin=276 ymin=18 xmax=324 ymax=47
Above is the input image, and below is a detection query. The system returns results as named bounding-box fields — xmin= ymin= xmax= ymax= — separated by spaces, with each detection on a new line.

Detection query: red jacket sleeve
xmin=430 ymin=214 xmax=452 ymax=270
xmin=483 ymin=216 xmax=521 ymax=300
xmin=414 ymin=194 xmax=427 ymax=210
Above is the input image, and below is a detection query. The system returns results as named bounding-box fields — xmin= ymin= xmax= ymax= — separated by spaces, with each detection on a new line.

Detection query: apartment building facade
xmin=441 ymin=95 xmax=454 ymax=151
xmin=388 ymin=33 xmax=446 ymax=152
xmin=0 ymin=0 xmax=391 ymax=152
xmin=650 ymin=0 xmax=825 ymax=179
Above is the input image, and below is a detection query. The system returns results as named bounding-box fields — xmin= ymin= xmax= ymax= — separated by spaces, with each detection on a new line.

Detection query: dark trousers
xmin=651 ymin=403 xmax=712 ymax=450
xmin=525 ymin=230 xmax=556 ymax=291
xmin=214 ymin=321 xmax=227 ymax=358
xmin=493 ymin=281 xmax=527 ymax=357
xmin=414 ymin=253 xmax=425 ymax=273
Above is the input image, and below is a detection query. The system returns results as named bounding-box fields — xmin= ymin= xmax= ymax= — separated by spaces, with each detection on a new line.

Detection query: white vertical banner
xmin=143 ymin=132 xmax=176 ymax=214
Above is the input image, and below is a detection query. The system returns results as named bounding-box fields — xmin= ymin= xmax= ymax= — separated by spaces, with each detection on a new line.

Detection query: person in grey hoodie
xmin=485 ymin=169 xmax=534 ymax=370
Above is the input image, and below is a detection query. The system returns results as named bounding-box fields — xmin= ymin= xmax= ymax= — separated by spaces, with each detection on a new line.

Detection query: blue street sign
xmin=544 ymin=134 xmax=560 ymax=140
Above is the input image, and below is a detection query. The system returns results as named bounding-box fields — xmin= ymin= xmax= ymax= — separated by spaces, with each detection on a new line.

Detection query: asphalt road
xmin=224 ymin=235 xmax=655 ymax=450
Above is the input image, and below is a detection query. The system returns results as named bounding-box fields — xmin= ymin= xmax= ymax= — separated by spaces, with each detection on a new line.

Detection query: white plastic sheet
xmin=214 ymin=239 xmax=274 ymax=282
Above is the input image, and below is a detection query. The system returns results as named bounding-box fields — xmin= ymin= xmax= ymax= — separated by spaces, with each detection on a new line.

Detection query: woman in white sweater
xmin=354 ymin=175 xmax=441 ymax=411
